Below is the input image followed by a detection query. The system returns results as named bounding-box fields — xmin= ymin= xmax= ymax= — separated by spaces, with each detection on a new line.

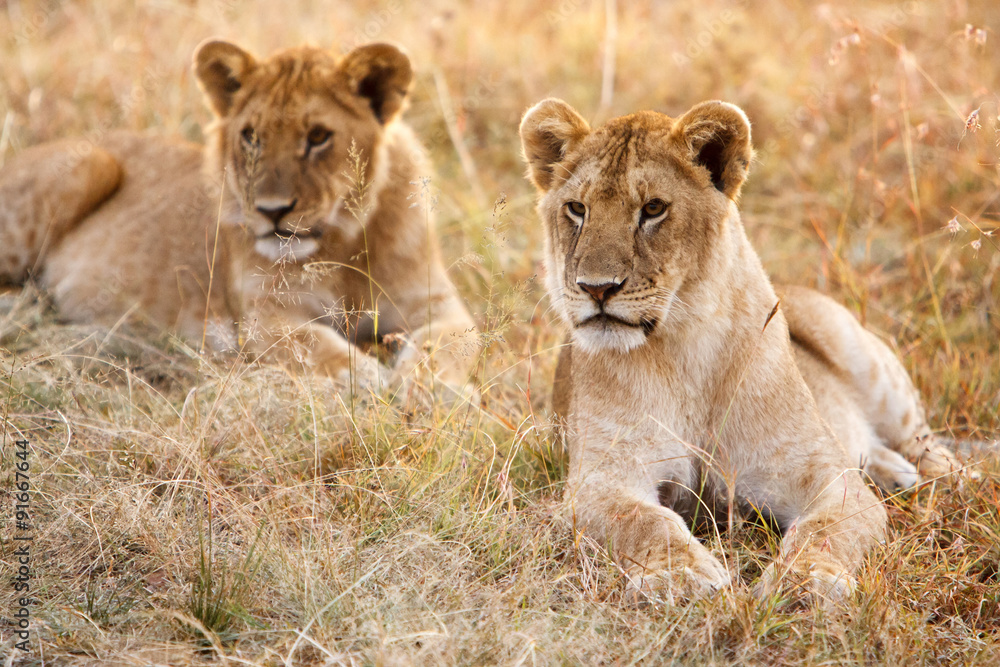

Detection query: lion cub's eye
xmin=640 ymin=198 xmax=670 ymax=224
xmin=564 ymin=201 xmax=587 ymax=222
xmin=306 ymin=126 xmax=333 ymax=150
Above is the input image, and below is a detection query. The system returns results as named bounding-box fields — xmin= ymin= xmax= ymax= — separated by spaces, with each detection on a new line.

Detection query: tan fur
xmin=519 ymin=98 xmax=944 ymax=601
xmin=779 ymin=285 xmax=961 ymax=489
xmin=0 ymin=40 xmax=478 ymax=392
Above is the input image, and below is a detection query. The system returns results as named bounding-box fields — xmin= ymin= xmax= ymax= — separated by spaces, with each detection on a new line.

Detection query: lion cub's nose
xmin=577 ymin=278 xmax=625 ymax=304
xmin=256 ymin=199 xmax=298 ymax=225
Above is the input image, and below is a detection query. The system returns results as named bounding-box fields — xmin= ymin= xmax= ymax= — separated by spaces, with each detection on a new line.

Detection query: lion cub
xmin=0 ymin=40 xmax=477 ymax=393
xmin=520 ymin=98 xmax=959 ymax=601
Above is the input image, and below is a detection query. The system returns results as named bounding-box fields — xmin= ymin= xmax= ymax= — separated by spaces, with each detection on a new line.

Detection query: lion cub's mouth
xmin=265 ymin=228 xmax=322 ymax=241
xmin=579 ymin=313 xmax=658 ymax=336
xmin=253 ymin=230 xmax=322 ymax=262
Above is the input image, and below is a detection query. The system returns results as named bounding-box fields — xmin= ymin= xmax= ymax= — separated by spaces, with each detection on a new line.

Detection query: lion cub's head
xmin=520 ymin=99 xmax=753 ymax=353
xmin=193 ymin=39 xmax=413 ymax=262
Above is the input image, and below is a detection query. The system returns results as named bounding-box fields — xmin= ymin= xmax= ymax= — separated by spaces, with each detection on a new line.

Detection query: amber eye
xmin=565 ymin=201 xmax=587 ymax=219
xmin=640 ymin=198 xmax=669 ymax=221
xmin=240 ymin=126 xmax=258 ymax=146
xmin=306 ymin=126 xmax=332 ymax=148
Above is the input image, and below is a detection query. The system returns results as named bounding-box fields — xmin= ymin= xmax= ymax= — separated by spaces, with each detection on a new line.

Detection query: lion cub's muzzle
xmin=247 ymin=197 xmax=327 ymax=262
xmin=254 ymin=197 xmax=320 ymax=241
xmin=571 ymin=276 xmax=658 ymax=343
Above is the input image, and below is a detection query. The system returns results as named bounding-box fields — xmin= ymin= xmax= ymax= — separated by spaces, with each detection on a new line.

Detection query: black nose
xmin=256 ymin=199 xmax=297 ymax=225
xmin=577 ymin=279 xmax=625 ymax=304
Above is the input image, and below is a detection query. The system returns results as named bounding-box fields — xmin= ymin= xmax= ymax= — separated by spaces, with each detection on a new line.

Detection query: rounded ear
xmin=519 ymin=98 xmax=591 ymax=192
xmin=339 ymin=43 xmax=413 ymax=125
xmin=193 ymin=39 xmax=257 ymax=117
xmin=671 ymin=101 xmax=753 ymax=200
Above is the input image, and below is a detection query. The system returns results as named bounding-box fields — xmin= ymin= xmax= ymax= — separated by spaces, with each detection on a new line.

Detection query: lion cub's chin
xmin=254 ymin=236 xmax=320 ymax=263
xmin=571 ymin=320 xmax=649 ymax=354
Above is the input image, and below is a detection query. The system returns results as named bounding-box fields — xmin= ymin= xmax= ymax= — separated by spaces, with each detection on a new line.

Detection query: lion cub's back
xmin=779 ymin=285 xmax=930 ymax=450
xmin=43 ymin=132 xmax=230 ymax=340
xmin=0 ymin=140 xmax=121 ymax=283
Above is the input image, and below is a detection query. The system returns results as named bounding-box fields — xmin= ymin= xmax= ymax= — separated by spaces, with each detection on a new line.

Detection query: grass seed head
xmin=965 ymin=108 xmax=981 ymax=133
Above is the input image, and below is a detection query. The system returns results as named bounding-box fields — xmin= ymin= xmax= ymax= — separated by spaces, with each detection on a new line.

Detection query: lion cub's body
xmin=0 ymin=42 xmax=477 ymax=389
xmin=10 ymin=134 xmax=230 ymax=343
xmin=779 ymin=285 xmax=958 ymax=491
xmin=521 ymin=99 xmax=958 ymax=600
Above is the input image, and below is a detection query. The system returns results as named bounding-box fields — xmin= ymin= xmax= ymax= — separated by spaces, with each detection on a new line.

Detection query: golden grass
xmin=1 ymin=0 xmax=998 ymax=664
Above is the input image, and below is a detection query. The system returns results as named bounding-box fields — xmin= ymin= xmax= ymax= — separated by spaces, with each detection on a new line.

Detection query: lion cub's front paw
xmin=624 ymin=543 xmax=730 ymax=604
xmin=388 ymin=341 xmax=478 ymax=405
xmin=755 ymin=560 xmax=855 ymax=605
xmin=336 ymin=353 xmax=390 ymax=396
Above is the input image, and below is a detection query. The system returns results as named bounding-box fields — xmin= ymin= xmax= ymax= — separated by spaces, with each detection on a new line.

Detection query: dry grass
xmin=1 ymin=0 xmax=999 ymax=664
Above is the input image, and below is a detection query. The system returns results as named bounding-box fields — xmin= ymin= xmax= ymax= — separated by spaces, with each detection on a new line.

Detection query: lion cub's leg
xmin=573 ymin=485 xmax=731 ymax=600
xmin=304 ymin=324 xmax=386 ymax=391
xmin=567 ymin=446 xmax=730 ymax=601
xmin=0 ymin=141 xmax=121 ymax=282
xmin=248 ymin=317 xmax=388 ymax=392
xmin=755 ymin=446 xmax=888 ymax=601
xmin=731 ymin=363 xmax=888 ymax=601
xmin=391 ymin=303 xmax=480 ymax=398
xmin=779 ymin=286 xmax=961 ymax=480
xmin=793 ymin=344 xmax=920 ymax=491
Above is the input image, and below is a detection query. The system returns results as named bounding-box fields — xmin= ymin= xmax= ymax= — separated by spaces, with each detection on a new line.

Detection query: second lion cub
xmin=0 ymin=40 xmax=478 ymax=394
xmin=520 ymin=98 xmax=959 ymax=601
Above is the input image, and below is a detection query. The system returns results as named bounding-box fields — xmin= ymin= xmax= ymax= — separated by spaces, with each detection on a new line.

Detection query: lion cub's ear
xmin=519 ymin=99 xmax=591 ymax=192
xmin=671 ymin=101 xmax=753 ymax=200
xmin=339 ymin=43 xmax=413 ymax=125
xmin=193 ymin=40 xmax=257 ymax=117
